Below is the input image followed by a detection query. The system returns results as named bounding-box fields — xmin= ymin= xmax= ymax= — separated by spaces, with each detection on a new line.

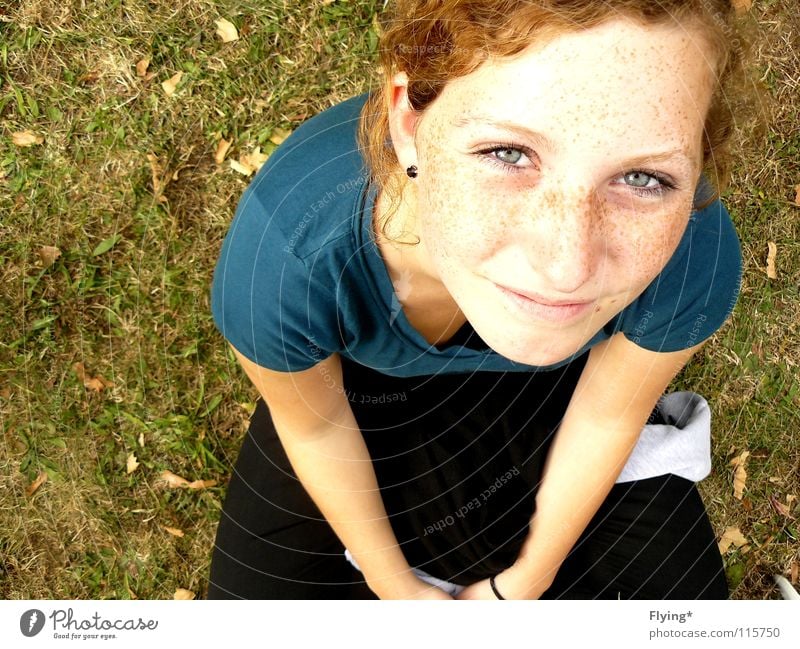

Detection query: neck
xmin=373 ymin=179 xmax=441 ymax=284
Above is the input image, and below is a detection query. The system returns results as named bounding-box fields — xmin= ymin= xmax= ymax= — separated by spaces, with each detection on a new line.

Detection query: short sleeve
xmin=210 ymin=184 xmax=339 ymax=372
xmin=619 ymin=199 xmax=742 ymax=352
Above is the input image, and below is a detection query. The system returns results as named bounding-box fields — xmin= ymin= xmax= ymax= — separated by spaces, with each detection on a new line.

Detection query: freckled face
xmin=409 ymin=19 xmax=716 ymax=365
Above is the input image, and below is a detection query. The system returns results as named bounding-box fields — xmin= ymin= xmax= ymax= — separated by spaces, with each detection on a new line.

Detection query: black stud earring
xmin=406 ymin=165 xmax=418 ymax=178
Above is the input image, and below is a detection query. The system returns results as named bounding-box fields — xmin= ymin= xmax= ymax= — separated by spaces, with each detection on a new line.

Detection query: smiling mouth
xmin=493 ymin=283 xmax=594 ymax=323
xmin=494 ymin=283 xmax=593 ymax=306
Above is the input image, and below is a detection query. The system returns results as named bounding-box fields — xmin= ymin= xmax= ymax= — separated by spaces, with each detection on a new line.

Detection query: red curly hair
xmin=359 ymin=0 xmax=747 ymax=241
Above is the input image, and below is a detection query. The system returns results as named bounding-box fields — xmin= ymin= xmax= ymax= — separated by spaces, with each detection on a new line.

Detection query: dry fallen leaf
xmin=160 ymin=470 xmax=190 ymax=488
xmin=38 ymin=245 xmax=62 ymax=267
xmin=12 ymin=130 xmax=44 ymax=147
xmin=188 ymin=478 xmax=218 ymax=490
xmin=26 ymin=471 xmax=48 ymax=497
xmin=215 ymin=137 xmax=232 ymax=165
xmin=794 ymin=184 xmax=800 ymax=205
xmin=146 ymin=153 xmax=169 ymax=203
xmin=72 ymin=362 xmax=113 ymax=392
xmin=231 ymin=146 xmax=270 ymax=176
xmin=242 ymin=147 xmax=268 ymax=171
xmin=766 ymin=242 xmax=778 ymax=279
xmin=230 ymin=159 xmax=254 ymax=176
xmin=163 ymin=526 xmax=185 ymax=538
xmin=269 ymin=128 xmax=291 ymax=146
xmin=135 ymin=57 xmax=150 ymax=78
xmin=159 ymin=470 xmax=217 ymax=490
xmin=138 ymin=432 xmax=145 ymax=448
xmin=792 ymin=561 xmax=798 ymax=585
xmin=126 ymin=453 xmax=139 ymax=474
xmin=770 ymin=494 xmax=794 ymax=518
xmin=161 ymin=71 xmax=183 ymax=96
xmin=215 ymin=17 xmax=239 ymax=43
xmin=730 ymin=450 xmax=750 ymax=500
xmin=731 ymin=0 xmax=752 ymax=12
xmin=174 ymin=588 xmax=196 ymax=600
xmin=718 ymin=526 xmax=749 ymax=554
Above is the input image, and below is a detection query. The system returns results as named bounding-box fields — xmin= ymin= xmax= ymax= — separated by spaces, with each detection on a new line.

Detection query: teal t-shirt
xmin=210 ymin=94 xmax=742 ymax=377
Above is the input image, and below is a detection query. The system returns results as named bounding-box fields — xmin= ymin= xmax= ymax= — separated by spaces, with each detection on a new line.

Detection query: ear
xmin=386 ymin=72 xmax=423 ymax=171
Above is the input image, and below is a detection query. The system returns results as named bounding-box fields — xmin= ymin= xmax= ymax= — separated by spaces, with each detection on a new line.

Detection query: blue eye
xmin=476 ymin=143 xmax=535 ymax=173
xmin=623 ymin=171 xmax=659 ymax=189
xmin=495 ymin=148 xmax=523 ymax=165
xmin=618 ymin=170 xmax=675 ymax=197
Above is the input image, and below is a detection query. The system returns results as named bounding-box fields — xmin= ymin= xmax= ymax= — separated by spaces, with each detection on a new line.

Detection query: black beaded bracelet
xmin=489 ymin=575 xmax=505 ymax=600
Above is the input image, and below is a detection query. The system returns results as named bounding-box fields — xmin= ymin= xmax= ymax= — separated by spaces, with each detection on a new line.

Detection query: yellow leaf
xmin=766 ymin=242 xmax=777 ymax=279
xmin=126 ymin=453 xmax=139 ymax=474
xmin=12 ymin=130 xmax=44 ymax=147
xmin=174 ymin=588 xmax=196 ymax=600
xmin=138 ymin=432 xmax=145 ymax=448
xmin=240 ymin=146 xmax=269 ymax=173
xmin=718 ymin=526 xmax=749 ymax=554
xmin=215 ymin=137 xmax=232 ymax=165
xmin=230 ymin=159 xmax=254 ymax=176
xmin=135 ymin=57 xmax=150 ymax=78
xmin=146 ymin=152 xmax=170 ymax=200
xmin=163 ymin=526 xmax=185 ymax=538
xmin=730 ymin=450 xmax=749 ymax=500
xmin=161 ymin=71 xmax=183 ymax=96
xmin=215 ymin=18 xmax=239 ymax=43
xmin=269 ymin=128 xmax=292 ymax=146
xmin=187 ymin=479 xmax=218 ymax=490
xmin=159 ymin=470 xmax=216 ymax=490
xmin=731 ymin=0 xmax=752 ymax=13
xmin=38 ymin=245 xmax=62 ymax=267
xmin=159 ymin=470 xmax=190 ymax=488
xmin=26 ymin=471 xmax=48 ymax=497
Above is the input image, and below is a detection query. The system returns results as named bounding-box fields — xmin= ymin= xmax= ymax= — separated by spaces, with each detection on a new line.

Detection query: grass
xmin=1 ymin=0 xmax=798 ymax=600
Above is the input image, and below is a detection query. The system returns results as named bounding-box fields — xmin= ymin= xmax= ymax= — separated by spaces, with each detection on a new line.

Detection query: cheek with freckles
xmin=605 ymin=199 xmax=693 ymax=294
xmin=415 ymin=138 xmax=514 ymax=278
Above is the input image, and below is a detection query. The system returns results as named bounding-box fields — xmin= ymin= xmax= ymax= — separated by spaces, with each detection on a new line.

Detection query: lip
xmin=494 ymin=283 xmax=594 ymax=323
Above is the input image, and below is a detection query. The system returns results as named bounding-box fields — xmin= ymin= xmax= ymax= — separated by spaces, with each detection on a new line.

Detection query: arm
xmin=457 ymin=333 xmax=705 ymax=600
xmin=229 ymin=344 xmax=451 ymax=599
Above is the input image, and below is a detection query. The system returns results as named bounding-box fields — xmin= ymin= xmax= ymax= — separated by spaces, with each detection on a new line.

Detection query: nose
xmin=525 ymin=186 xmax=601 ymax=295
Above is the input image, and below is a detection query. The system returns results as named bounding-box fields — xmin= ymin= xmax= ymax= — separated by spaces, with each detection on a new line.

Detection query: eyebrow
xmin=453 ymin=114 xmax=695 ymax=167
xmin=454 ymin=114 xmax=557 ymax=154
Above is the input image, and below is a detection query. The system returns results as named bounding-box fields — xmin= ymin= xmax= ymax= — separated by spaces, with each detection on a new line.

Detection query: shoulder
xmin=242 ymin=94 xmax=371 ymax=258
xmin=614 ymin=197 xmax=742 ymax=353
xmin=209 ymin=96 xmax=372 ymax=370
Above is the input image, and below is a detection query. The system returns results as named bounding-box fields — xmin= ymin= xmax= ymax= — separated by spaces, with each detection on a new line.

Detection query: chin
xmin=505 ymin=348 xmax=578 ymax=367
xmin=480 ymin=331 xmax=583 ymax=367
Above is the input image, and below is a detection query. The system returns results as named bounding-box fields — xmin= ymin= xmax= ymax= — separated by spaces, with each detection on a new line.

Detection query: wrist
xmin=365 ymin=566 xmax=422 ymax=599
xmin=495 ymin=559 xmax=556 ymax=600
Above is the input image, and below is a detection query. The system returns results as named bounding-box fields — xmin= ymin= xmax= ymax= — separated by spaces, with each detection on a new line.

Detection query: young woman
xmin=208 ymin=0 xmax=743 ymax=600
